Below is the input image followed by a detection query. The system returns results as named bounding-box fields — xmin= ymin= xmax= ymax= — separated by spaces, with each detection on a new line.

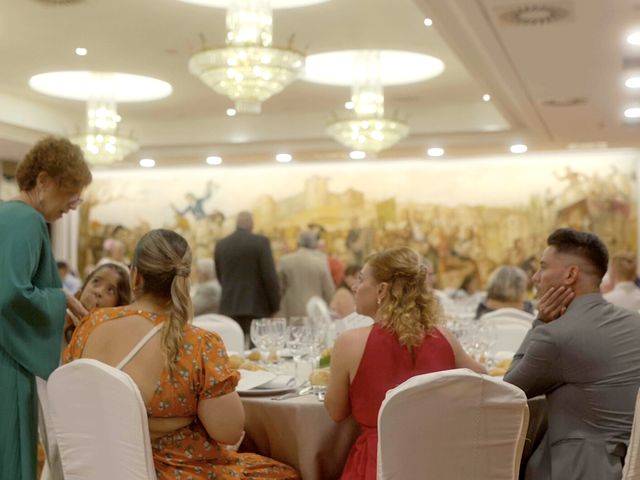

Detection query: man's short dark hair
xmin=547 ymin=228 xmax=609 ymax=279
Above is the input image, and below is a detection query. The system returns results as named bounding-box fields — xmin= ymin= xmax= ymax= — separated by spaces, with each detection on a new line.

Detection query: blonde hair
xmin=611 ymin=252 xmax=637 ymax=282
xmin=368 ymin=247 xmax=441 ymax=348
xmin=486 ymin=266 xmax=528 ymax=303
xmin=132 ymin=229 xmax=193 ymax=373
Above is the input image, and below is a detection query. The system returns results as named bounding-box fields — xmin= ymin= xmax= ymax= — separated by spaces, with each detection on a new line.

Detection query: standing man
xmin=505 ymin=228 xmax=640 ymax=480
xmin=214 ymin=211 xmax=280 ymax=344
xmin=278 ymin=230 xmax=335 ymax=317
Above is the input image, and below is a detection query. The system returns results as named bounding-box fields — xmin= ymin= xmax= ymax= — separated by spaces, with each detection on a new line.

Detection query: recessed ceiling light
xmin=275 ymin=153 xmax=293 ymax=163
xmin=304 ymin=50 xmax=445 ymax=86
xmin=423 ymin=18 xmax=433 ymax=27
xmin=206 ymin=156 xmax=223 ymax=165
xmin=482 ymin=93 xmax=491 ymax=102
xmin=427 ymin=147 xmax=445 ymax=157
xmin=226 ymin=108 xmax=237 ymax=117
xmin=628 ymin=32 xmax=640 ymax=45
xmin=344 ymin=101 xmax=354 ymax=110
xmin=624 ymin=107 xmax=640 ymax=118
xmin=29 ymin=71 xmax=172 ymax=102
xmin=177 ymin=0 xmax=328 ymax=8
xmin=139 ymin=158 xmax=156 ymax=168
xmin=625 ymin=77 xmax=640 ymax=89
xmin=75 ymin=47 xmax=88 ymax=56
xmin=349 ymin=150 xmax=366 ymax=160
xmin=510 ymin=144 xmax=528 ymax=154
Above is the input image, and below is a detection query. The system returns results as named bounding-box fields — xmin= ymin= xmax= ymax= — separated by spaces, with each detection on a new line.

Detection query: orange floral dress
xmin=64 ymin=306 xmax=299 ymax=480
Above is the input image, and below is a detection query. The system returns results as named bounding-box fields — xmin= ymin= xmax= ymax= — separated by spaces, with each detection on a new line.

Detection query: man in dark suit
xmin=505 ymin=228 xmax=640 ymax=480
xmin=214 ymin=211 xmax=280 ymax=345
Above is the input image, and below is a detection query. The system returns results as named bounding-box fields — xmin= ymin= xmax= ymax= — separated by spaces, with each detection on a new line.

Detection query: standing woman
xmin=0 ymin=137 xmax=92 ymax=479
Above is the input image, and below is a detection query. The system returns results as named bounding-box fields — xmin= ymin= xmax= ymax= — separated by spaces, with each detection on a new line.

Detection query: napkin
xmin=236 ymin=369 xmax=276 ymax=392
xmin=255 ymin=375 xmax=297 ymax=390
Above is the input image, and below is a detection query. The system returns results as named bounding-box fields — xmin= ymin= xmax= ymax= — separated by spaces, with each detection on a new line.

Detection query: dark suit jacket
xmin=505 ymin=293 xmax=640 ymax=480
xmin=214 ymin=228 xmax=280 ymax=318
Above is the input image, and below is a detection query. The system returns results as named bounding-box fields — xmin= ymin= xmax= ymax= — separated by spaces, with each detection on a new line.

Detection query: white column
xmin=51 ymin=209 xmax=80 ymax=272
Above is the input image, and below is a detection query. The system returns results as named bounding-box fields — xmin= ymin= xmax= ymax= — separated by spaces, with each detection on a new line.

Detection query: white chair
xmin=378 ymin=368 xmax=529 ymax=480
xmin=479 ymin=309 xmax=533 ymax=355
xmin=36 ymin=377 xmax=64 ymax=480
xmin=306 ymin=296 xmax=332 ymax=323
xmin=339 ymin=311 xmax=374 ymax=330
xmin=47 ymin=359 xmax=156 ymax=480
xmin=623 ymin=388 xmax=640 ymax=479
xmin=193 ymin=313 xmax=245 ymax=352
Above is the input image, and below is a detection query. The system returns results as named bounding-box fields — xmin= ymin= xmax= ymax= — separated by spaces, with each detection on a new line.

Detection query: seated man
xmin=505 ymin=228 xmax=640 ymax=480
xmin=603 ymin=251 xmax=640 ymax=311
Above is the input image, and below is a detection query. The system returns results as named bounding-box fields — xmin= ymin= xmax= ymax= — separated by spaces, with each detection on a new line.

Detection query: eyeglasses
xmin=67 ymin=193 xmax=83 ymax=209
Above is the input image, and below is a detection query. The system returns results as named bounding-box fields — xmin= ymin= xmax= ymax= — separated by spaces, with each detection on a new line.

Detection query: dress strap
xmin=115 ymin=323 xmax=164 ymax=370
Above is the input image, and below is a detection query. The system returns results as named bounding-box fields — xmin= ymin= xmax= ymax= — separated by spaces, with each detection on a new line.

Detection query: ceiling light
xmin=624 ymin=107 xmax=640 ymax=118
xmin=423 ymin=18 xmax=433 ymax=27
xmin=510 ymin=144 xmax=528 ymax=154
xmin=276 ymin=153 xmax=293 ymax=163
xmin=75 ymin=47 xmax=88 ymax=56
xmin=206 ymin=156 xmax=223 ymax=165
xmin=427 ymin=147 xmax=444 ymax=157
xmin=29 ymin=71 xmax=172 ymax=102
xmin=482 ymin=93 xmax=491 ymax=102
xmin=349 ymin=150 xmax=366 ymax=160
xmin=628 ymin=32 xmax=640 ymax=45
xmin=344 ymin=101 xmax=354 ymax=110
xmin=189 ymin=0 xmax=305 ymax=114
xmin=625 ymin=77 xmax=640 ymax=89
xmin=226 ymin=108 xmax=237 ymax=117
xmin=326 ymin=51 xmax=409 ymax=153
xmin=304 ymin=50 xmax=445 ymax=86
xmin=139 ymin=158 xmax=156 ymax=168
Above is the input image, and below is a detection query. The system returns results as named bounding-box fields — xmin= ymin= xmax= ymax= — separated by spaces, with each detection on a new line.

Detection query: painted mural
xmin=81 ymin=151 xmax=637 ymax=289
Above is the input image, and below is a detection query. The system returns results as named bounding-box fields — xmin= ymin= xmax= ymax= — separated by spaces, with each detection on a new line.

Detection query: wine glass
xmin=287 ymin=316 xmax=312 ymax=379
xmin=250 ymin=318 xmax=271 ymax=362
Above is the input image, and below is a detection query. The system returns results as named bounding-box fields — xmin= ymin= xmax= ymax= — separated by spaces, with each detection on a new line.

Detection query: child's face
xmin=80 ymin=268 xmax=121 ymax=309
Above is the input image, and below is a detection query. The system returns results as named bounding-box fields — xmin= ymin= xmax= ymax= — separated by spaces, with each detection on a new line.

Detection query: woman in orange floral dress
xmin=64 ymin=229 xmax=298 ymax=480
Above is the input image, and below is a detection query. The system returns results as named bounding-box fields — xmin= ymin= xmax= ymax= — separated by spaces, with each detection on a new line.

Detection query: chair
xmin=47 ymin=359 xmax=156 ymax=480
xmin=306 ymin=296 xmax=332 ymax=323
xmin=377 ymin=368 xmax=529 ymax=480
xmin=192 ymin=313 xmax=245 ymax=352
xmin=36 ymin=377 xmax=64 ymax=480
xmin=339 ymin=311 xmax=374 ymax=330
xmin=623 ymin=388 xmax=640 ymax=479
xmin=479 ymin=309 xmax=533 ymax=355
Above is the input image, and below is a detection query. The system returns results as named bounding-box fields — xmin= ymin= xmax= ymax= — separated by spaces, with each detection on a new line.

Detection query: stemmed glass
xmin=250 ymin=318 xmax=271 ymax=362
xmin=287 ymin=317 xmax=312 ymax=379
xmin=308 ymin=316 xmax=328 ymax=368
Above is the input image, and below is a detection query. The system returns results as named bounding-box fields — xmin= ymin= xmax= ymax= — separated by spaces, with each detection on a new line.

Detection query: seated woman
xmin=65 ymin=229 xmax=298 ymax=480
xmin=474 ymin=265 xmax=534 ymax=319
xmin=325 ymin=246 xmax=485 ymax=480
xmin=330 ymin=264 xmax=361 ymax=318
xmin=64 ymin=262 xmax=132 ymax=343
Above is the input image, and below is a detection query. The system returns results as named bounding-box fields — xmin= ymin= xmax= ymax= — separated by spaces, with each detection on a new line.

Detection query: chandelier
xmin=71 ymin=73 xmax=138 ymax=165
xmin=326 ymin=51 xmax=409 ymax=153
xmin=189 ymin=0 xmax=304 ymax=114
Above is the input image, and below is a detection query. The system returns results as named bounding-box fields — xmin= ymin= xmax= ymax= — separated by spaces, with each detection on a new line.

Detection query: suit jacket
xmin=278 ymin=248 xmax=335 ymax=317
xmin=214 ymin=228 xmax=280 ymax=318
xmin=505 ymin=293 xmax=640 ymax=480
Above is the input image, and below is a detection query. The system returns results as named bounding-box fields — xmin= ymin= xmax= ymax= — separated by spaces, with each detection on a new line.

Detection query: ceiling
xmin=0 ymin=0 xmax=637 ymax=167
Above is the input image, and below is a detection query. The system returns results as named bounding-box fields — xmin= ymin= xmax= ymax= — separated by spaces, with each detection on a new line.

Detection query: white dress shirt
xmin=603 ymin=281 xmax=640 ymax=311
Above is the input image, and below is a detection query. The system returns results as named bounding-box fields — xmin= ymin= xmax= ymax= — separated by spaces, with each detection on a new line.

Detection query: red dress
xmin=341 ymin=324 xmax=456 ymax=480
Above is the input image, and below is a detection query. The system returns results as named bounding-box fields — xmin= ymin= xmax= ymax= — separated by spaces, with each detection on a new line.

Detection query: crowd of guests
xmin=4 ymin=136 xmax=640 ymax=480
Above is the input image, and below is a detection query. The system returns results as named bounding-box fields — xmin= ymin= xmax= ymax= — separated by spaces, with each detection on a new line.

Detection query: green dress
xmin=0 ymin=201 xmax=66 ymax=480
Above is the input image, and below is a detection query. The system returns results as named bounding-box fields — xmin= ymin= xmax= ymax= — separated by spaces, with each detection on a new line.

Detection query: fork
xmin=271 ymin=384 xmax=312 ymax=401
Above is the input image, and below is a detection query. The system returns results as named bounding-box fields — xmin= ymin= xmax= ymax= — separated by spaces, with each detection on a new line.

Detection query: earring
xmin=377 ymin=298 xmax=381 ymax=306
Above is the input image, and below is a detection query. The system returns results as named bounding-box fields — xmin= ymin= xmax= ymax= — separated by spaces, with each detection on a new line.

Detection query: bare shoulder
xmin=334 ymin=326 xmax=372 ymax=355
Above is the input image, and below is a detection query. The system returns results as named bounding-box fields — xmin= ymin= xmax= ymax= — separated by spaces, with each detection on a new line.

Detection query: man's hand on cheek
xmin=537 ymin=286 xmax=575 ymax=323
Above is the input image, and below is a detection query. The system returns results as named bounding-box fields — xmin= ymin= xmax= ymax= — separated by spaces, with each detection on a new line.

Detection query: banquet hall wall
xmin=1 ymin=149 xmax=637 ymax=289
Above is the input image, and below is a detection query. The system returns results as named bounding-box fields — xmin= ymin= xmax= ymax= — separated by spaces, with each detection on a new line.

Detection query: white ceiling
xmin=0 ymin=0 xmax=637 ymax=166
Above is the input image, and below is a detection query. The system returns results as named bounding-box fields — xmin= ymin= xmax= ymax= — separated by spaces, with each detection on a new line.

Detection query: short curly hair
xmin=16 ymin=136 xmax=92 ymax=191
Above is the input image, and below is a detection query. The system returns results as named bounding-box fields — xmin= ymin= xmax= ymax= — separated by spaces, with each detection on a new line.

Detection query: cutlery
xmin=271 ymin=385 xmax=313 ymax=401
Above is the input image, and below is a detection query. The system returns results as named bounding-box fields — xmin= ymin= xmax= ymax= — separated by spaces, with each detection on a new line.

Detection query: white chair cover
xmin=306 ymin=296 xmax=332 ymax=323
xmin=338 ymin=311 xmax=374 ymax=330
xmin=378 ymin=368 xmax=529 ymax=480
xmin=193 ymin=313 xmax=245 ymax=352
xmin=479 ymin=309 xmax=534 ymax=355
xmin=623 ymin=388 xmax=640 ymax=479
xmin=36 ymin=377 xmax=63 ymax=480
xmin=47 ymin=359 xmax=156 ymax=480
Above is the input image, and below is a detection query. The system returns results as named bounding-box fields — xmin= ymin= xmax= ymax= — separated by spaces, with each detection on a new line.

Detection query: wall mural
xmin=82 ymin=151 xmax=637 ymax=289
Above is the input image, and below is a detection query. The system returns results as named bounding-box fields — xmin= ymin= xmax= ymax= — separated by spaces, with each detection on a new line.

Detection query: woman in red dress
xmin=325 ymin=246 xmax=486 ymax=480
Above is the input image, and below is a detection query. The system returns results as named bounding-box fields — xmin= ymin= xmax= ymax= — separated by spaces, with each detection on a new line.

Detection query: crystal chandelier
xmin=189 ymin=0 xmax=304 ymax=114
xmin=71 ymin=73 xmax=139 ymax=166
xmin=326 ymin=51 xmax=409 ymax=153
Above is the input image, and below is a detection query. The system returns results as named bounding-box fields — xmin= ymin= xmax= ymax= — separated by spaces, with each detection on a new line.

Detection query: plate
xmin=237 ymin=379 xmax=303 ymax=396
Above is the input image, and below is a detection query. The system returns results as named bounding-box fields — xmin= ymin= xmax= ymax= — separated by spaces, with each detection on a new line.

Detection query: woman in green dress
xmin=0 ymin=137 xmax=92 ymax=479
